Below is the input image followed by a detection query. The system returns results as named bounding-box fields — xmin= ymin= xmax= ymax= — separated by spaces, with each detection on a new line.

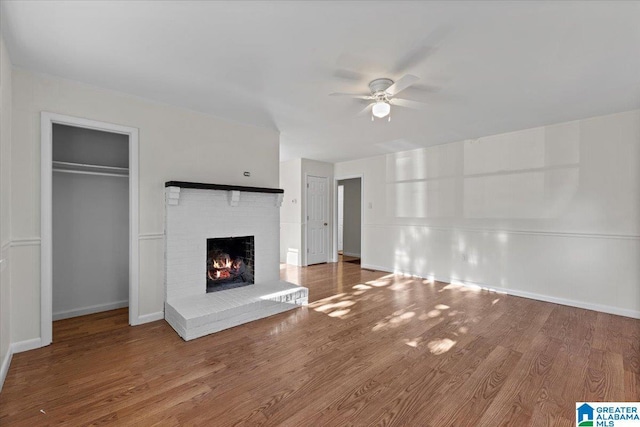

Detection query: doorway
xmin=52 ymin=124 xmax=130 ymax=322
xmin=337 ymin=177 xmax=362 ymax=265
xmin=41 ymin=113 xmax=139 ymax=346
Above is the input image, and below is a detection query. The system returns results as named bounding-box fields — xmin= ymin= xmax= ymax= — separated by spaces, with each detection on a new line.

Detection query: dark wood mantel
xmin=165 ymin=181 xmax=284 ymax=194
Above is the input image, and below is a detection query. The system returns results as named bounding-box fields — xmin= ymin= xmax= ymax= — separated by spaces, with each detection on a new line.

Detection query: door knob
xmin=324 ymin=223 xmax=328 ymax=226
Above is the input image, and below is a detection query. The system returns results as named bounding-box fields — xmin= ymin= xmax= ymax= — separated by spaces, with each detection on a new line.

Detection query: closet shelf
xmin=52 ymin=161 xmax=129 ymax=178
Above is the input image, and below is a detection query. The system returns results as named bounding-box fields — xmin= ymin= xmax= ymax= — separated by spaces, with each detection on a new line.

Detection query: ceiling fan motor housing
xmin=369 ymin=78 xmax=394 ymax=96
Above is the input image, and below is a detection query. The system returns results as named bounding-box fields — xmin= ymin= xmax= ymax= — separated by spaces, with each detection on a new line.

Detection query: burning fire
xmin=213 ymin=270 xmax=230 ymax=279
xmin=207 ymin=252 xmax=245 ymax=281
xmin=212 ymin=254 xmax=232 ymax=269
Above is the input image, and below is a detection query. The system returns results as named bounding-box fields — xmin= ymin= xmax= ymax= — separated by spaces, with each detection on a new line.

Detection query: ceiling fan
xmin=330 ymin=74 xmax=428 ymax=121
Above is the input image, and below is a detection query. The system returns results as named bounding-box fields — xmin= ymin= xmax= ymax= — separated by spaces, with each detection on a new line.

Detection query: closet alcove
xmin=51 ymin=124 xmax=130 ymax=320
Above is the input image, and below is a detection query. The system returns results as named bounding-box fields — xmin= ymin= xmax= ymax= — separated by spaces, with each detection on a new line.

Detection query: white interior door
xmin=337 ymin=185 xmax=344 ymax=251
xmin=306 ymin=175 xmax=328 ymax=265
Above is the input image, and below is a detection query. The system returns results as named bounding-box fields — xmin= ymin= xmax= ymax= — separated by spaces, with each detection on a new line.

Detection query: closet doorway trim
xmin=41 ymin=112 xmax=140 ymax=346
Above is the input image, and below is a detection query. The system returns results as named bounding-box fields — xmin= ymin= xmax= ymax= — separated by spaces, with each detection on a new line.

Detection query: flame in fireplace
xmin=210 ymin=254 xmax=245 ymax=270
xmin=212 ymin=254 xmax=232 ymax=269
xmin=207 ymin=250 xmax=252 ymax=284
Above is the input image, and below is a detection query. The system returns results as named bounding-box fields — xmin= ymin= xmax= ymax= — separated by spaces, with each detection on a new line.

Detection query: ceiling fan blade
xmin=336 ymin=53 xmax=378 ymax=75
xmin=392 ymin=26 xmax=451 ymax=74
xmin=390 ymin=98 xmax=429 ymax=110
xmin=333 ymin=68 xmax=365 ymax=82
xmin=356 ymin=103 xmax=374 ymax=117
xmin=392 ymin=46 xmax=434 ymax=75
xmin=329 ymin=92 xmax=373 ymax=100
xmin=385 ymin=74 xmax=420 ymax=97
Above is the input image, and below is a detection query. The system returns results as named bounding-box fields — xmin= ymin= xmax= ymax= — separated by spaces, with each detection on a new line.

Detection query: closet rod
xmin=52 ymin=160 xmax=129 ymax=172
xmin=53 ymin=168 xmax=128 ymax=178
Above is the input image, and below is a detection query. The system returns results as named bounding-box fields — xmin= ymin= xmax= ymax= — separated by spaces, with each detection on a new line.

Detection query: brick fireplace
xmin=163 ymin=181 xmax=308 ymax=341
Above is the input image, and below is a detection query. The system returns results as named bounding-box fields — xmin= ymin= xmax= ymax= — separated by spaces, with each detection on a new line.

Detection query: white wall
xmin=279 ymin=158 xmax=302 ymax=265
xmin=338 ymin=178 xmax=361 ymax=257
xmin=335 ymin=110 xmax=640 ymax=318
xmin=0 ymin=34 xmax=13 ymax=389
xmin=11 ymin=69 xmax=280 ymax=345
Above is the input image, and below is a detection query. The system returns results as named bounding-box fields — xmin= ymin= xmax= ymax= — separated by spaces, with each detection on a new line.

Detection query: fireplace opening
xmin=206 ymin=236 xmax=254 ymax=293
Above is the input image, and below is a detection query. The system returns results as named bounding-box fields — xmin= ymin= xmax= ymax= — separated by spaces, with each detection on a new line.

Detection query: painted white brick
xmin=164 ymin=187 xmax=308 ymax=340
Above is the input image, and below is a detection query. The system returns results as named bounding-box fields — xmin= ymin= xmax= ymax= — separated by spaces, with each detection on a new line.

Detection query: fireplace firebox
xmin=206 ymin=236 xmax=254 ymax=292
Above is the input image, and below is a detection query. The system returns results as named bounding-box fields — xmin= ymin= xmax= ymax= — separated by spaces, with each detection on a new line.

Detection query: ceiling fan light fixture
xmin=372 ymin=101 xmax=391 ymax=118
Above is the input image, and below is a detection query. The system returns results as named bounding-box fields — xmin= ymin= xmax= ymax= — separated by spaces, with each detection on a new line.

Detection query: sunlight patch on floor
xmin=312 ymin=299 xmax=356 ymax=314
xmin=422 ymin=275 xmax=436 ymax=284
xmin=450 ymin=281 xmax=481 ymax=292
xmin=403 ymin=337 xmax=423 ymax=348
xmin=308 ymin=293 xmax=347 ymax=308
xmin=328 ymin=309 xmax=351 ymax=317
xmin=368 ymin=279 xmax=391 ymax=287
xmin=436 ymin=278 xmax=509 ymax=296
xmin=372 ymin=308 xmax=416 ymax=331
xmin=389 ymin=282 xmax=408 ymax=291
xmin=427 ymin=338 xmax=457 ymax=355
xmin=307 ymin=271 xmax=475 ymax=324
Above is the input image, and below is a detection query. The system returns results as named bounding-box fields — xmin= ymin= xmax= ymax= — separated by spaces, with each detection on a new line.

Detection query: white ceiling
xmin=2 ymin=1 xmax=639 ymax=162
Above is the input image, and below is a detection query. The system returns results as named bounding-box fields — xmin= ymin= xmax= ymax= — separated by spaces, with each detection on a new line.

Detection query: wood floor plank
xmin=439 ymin=346 xmax=522 ymax=426
xmin=538 ymin=339 xmax=590 ymax=421
xmin=475 ymin=334 xmax=563 ymax=426
xmin=584 ymin=349 xmax=626 ymax=401
xmin=1 ymin=260 xmax=638 ymax=426
xmin=625 ymin=370 xmax=640 ymax=401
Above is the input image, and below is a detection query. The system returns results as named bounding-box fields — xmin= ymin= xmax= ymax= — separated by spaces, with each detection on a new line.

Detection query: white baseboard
xmin=133 ymin=311 xmax=164 ymax=325
xmin=53 ymin=300 xmax=129 ymax=321
xmin=12 ymin=337 xmax=44 ymax=354
xmin=495 ymin=286 xmax=640 ymax=319
xmin=0 ymin=346 xmax=13 ymax=392
xmin=342 ymin=251 xmax=361 ymax=258
xmin=286 ymin=248 xmax=299 ymax=266
xmin=429 ymin=274 xmax=640 ymax=319
xmin=360 ymin=264 xmax=640 ymax=319
xmin=361 ymin=263 xmax=393 ymax=273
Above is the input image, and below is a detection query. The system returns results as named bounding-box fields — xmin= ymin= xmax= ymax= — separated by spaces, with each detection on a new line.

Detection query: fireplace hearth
xmin=206 ymin=236 xmax=254 ymax=292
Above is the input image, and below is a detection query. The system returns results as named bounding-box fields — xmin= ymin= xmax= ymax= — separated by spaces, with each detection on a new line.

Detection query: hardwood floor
xmin=338 ymin=253 xmax=361 ymax=264
xmin=1 ymin=261 xmax=638 ymax=426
